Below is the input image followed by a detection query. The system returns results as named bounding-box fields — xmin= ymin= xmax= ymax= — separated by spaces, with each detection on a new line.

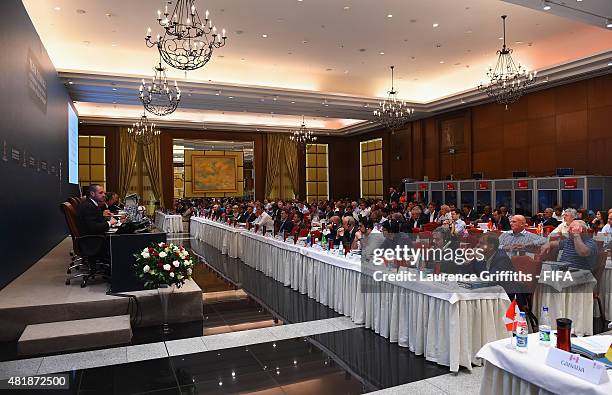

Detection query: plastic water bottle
xmin=515 ymin=312 xmax=529 ymax=352
xmin=306 ymin=231 xmax=312 ymax=246
xmin=539 ymin=306 xmax=551 ymax=346
xmin=321 ymin=233 xmax=327 ymax=250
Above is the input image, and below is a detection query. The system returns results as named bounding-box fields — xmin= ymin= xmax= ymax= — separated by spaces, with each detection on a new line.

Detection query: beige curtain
xmin=284 ymin=138 xmax=300 ymax=200
xmin=118 ymin=127 xmax=137 ymax=198
xmin=265 ymin=134 xmax=283 ymax=198
xmin=142 ymin=134 xmax=164 ymax=208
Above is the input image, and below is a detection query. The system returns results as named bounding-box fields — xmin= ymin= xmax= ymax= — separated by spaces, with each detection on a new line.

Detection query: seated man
xmin=601 ymin=211 xmax=612 ymax=235
xmin=550 ymin=208 xmax=576 ymax=237
xmin=499 ymin=215 xmax=546 ymax=254
xmin=462 ymin=204 xmax=478 ymax=222
xmin=540 ymin=220 xmax=598 ymax=271
xmin=532 ymin=207 xmax=561 ymax=227
xmin=252 ymin=204 xmax=275 ymax=230
xmin=335 ymin=215 xmax=359 ymax=247
xmin=105 ymin=192 xmax=123 ymax=213
xmin=492 ymin=208 xmax=511 ymax=231
xmin=278 ymin=209 xmax=294 ymax=235
xmin=243 ymin=205 xmax=257 ymax=223
xmin=407 ymin=205 xmax=428 ymax=232
xmin=78 ymin=184 xmax=118 ymax=235
xmin=463 ymin=233 xmax=524 ymax=298
xmin=445 ymin=208 xmax=467 ymax=237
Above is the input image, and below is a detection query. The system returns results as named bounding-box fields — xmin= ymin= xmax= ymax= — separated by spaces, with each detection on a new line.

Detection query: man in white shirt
xmin=449 ymin=208 xmax=467 ymax=237
xmin=253 ymin=205 xmax=274 ymax=229
xmin=550 ymin=208 xmax=577 ymax=237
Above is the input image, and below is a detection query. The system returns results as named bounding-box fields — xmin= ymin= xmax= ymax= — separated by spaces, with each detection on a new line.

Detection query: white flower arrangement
xmin=133 ymin=242 xmax=194 ymax=289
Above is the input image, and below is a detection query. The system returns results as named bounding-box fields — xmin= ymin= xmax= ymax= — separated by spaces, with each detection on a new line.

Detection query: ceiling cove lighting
xmin=373 ymin=66 xmax=414 ymax=131
xmin=145 ymin=0 xmax=228 ymax=71
xmin=139 ymin=59 xmax=181 ymax=116
xmin=478 ymin=15 xmax=536 ymax=110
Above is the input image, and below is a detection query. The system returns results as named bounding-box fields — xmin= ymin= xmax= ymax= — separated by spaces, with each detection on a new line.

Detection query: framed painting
xmin=191 ymin=155 xmax=238 ymax=193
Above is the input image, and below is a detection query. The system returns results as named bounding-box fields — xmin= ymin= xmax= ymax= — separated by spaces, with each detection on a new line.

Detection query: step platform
xmin=17 ymin=315 xmax=132 ymax=356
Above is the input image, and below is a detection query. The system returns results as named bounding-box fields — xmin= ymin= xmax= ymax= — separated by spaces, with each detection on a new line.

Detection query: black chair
xmin=61 ymin=202 xmax=110 ymax=288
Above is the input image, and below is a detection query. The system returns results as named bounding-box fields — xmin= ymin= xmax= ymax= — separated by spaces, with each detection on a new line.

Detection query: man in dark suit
xmin=78 ymin=184 xmax=117 ymax=235
xmin=425 ymin=202 xmax=438 ymax=224
xmin=335 ymin=216 xmax=359 ymax=247
xmin=407 ymin=205 xmax=429 ymax=232
xmin=244 ymin=205 xmax=257 ymax=223
xmin=388 ymin=187 xmax=400 ymax=205
xmin=532 ymin=208 xmax=561 ymax=227
xmin=462 ymin=204 xmax=478 ymax=222
xmin=278 ymin=209 xmax=294 ymax=235
xmin=492 ymin=209 xmax=511 ymax=231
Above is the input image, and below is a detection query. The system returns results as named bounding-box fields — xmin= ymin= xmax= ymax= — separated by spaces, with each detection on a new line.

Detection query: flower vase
xmin=158 ymin=284 xmax=175 ymax=335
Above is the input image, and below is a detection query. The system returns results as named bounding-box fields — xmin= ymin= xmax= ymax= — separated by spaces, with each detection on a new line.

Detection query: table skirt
xmin=191 ymin=218 xmax=243 ymax=258
xmin=239 ymin=233 xmax=510 ymax=372
xmin=533 ymin=282 xmax=594 ymax=336
xmin=154 ymin=212 xmax=182 ymax=233
xmin=480 ymin=362 xmax=555 ymax=395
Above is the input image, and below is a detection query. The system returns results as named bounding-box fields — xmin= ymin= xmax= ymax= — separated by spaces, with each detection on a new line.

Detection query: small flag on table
xmin=503 ymin=298 xmax=520 ymax=332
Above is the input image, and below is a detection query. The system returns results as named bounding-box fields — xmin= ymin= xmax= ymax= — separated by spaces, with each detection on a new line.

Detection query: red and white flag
xmin=503 ymin=298 xmax=520 ymax=332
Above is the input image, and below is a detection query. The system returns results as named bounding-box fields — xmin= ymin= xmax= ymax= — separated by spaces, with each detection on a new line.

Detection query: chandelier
xmin=478 ymin=15 xmax=537 ymax=109
xmin=139 ymin=61 xmax=181 ymax=116
xmin=289 ymin=116 xmax=317 ymax=145
xmin=373 ymin=66 xmax=414 ymax=131
xmin=128 ymin=112 xmax=161 ymax=146
xmin=145 ymin=0 xmax=227 ymax=71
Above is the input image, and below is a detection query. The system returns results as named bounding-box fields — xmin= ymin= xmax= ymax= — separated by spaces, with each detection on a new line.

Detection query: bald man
xmin=498 ymin=215 xmax=546 ymax=253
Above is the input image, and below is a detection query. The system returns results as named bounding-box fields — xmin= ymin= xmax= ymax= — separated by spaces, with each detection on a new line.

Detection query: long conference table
xmin=190 ymin=217 xmax=511 ymax=372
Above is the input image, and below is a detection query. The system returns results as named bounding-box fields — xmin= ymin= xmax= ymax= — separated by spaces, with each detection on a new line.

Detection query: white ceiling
xmin=23 ymin=0 xmax=612 ymax=132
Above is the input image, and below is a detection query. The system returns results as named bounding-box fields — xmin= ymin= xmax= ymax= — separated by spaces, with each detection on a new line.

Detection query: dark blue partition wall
xmin=0 ymin=1 xmax=77 ymax=289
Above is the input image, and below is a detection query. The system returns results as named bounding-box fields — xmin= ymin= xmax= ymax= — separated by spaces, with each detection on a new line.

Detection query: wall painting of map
xmin=191 ymin=156 xmax=238 ymax=193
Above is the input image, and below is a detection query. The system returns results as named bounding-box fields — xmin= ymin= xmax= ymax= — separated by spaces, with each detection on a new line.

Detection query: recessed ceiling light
xmin=432 ymin=23 xmax=439 ymax=28
xmin=606 ymin=19 xmax=612 ymax=28
xmin=515 ymin=41 xmax=523 ymax=44
xmin=498 ymin=37 xmax=503 ymax=40
xmin=343 ymin=6 xmax=350 ymax=10
xmin=291 ymin=101 xmax=295 ymax=103
xmin=439 ymin=60 xmax=445 ymax=64
xmin=302 ymin=40 xmax=308 ymax=44
xmin=387 ymin=14 xmax=393 ymax=18
xmin=542 ymin=1 xmax=551 ymax=11
xmin=262 ymin=34 xmax=268 ymax=38
xmin=68 ymin=81 xmax=73 ymax=84
xmin=228 ymin=96 xmax=233 ymax=99
xmin=54 ymin=6 xmax=61 ymax=11
xmin=111 ymin=43 xmax=118 ymax=47
xmin=379 ymin=51 xmax=385 ymax=55
xmin=112 ymin=87 xmax=117 ymax=91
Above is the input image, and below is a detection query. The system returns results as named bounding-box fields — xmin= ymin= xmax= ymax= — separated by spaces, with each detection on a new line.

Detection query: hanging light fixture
xmin=373 ymin=66 xmax=414 ymax=131
xmin=289 ymin=116 xmax=317 ymax=145
xmin=145 ymin=0 xmax=227 ymax=71
xmin=478 ymin=15 xmax=537 ymax=109
xmin=128 ymin=112 xmax=161 ymax=145
xmin=139 ymin=60 xmax=181 ymax=116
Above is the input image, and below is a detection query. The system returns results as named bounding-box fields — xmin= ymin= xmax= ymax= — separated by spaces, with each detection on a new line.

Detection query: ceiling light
xmin=478 ymin=15 xmax=536 ymax=109
xmin=139 ymin=61 xmax=181 ymax=116
xmin=112 ymin=87 xmax=117 ymax=91
xmin=291 ymin=101 xmax=295 ymax=103
xmin=387 ymin=14 xmax=393 ymax=18
xmin=379 ymin=51 xmax=385 ymax=55
xmin=228 ymin=96 xmax=233 ymax=99
xmin=608 ymin=62 xmax=612 ymax=66
xmin=606 ymin=19 xmax=612 ymax=28
xmin=146 ymin=2 xmax=227 ymax=71
xmin=68 ymin=81 xmax=73 ymax=84
xmin=432 ymin=23 xmax=439 ymax=28
xmin=262 ymin=34 xmax=268 ymax=38
xmin=344 ymin=6 xmax=350 ymax=10
xmin=542 ymin=1 xmax=551 ymax=11
xmin=374 ymin=66 xmax=414 ymax=131
xmin=439 ymin=61 xmax=445 ymax=64
xmin=111 ymin=43 xmax=118 ymax=47
xmin=54 ymin=6 xmax=61 ymax=11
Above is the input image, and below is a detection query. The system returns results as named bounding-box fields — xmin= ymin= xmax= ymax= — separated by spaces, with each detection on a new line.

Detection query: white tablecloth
xmin=190 ymin=217 xmax=246 ymax=258
xmin=533 ymin=268 xmax=596 ymax=336
xmin=239 ymin=231 xmax=510 ymax=372
xmin=477 ymin=333 xmax=612 ymax=395
xmin=154 ymin=211 xmax=183 ymax=233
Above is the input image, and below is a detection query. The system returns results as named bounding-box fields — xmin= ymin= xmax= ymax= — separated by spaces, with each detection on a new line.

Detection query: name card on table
xmin=545 ymin=347 xmax=610 ymax=385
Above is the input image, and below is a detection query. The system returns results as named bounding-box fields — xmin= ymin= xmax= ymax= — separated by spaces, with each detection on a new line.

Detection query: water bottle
xmin=321 ymin=233 xmax=327 ymax=250
xmin=539 ymin=306 xmax=551 ymax=346
xmin=515 ymin=312 xmax=529 ymax=352
xmin=306 ymin=231 xmax=312 ymax=246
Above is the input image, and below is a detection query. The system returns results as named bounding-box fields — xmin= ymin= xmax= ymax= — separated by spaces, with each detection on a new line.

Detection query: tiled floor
xmin=0 ymin=237 xmax=475 ymax=394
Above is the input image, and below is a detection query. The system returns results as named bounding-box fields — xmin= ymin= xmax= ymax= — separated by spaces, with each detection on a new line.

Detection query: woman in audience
xmin=590 ymin=210 xmax=604 ymax=232
xmin=436 ymin=205 xmax=452 ymax=223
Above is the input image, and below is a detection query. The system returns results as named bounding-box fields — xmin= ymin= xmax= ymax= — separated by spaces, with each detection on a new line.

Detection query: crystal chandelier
xmin=373 ymin=66 xmax=414 ymax=131
xmin=289 ymin=116 xmax=317 ymax=145
xmin=139 ymin=60 xmax=181 ymax=116
xmin=145 ymin=0 xmax=227 ymax=71
xmin=478 ymin=15 xmax=537 ymax=109
xmin=128 ymin=112 xmax=161 ymax=146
